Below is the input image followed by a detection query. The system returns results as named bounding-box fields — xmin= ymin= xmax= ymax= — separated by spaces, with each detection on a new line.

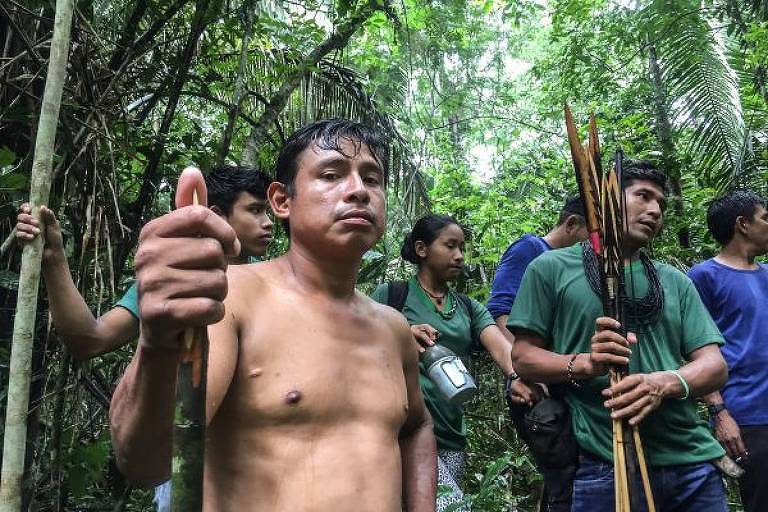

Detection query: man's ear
xmin=268 ymin=182 xmax=290 ymax=222
xmin=565 ymin=215 xmax=581 ymax=233
xmin=210 ymin=205 xmax=226 ymax=218
xmin=735 ymin=215 xmax=750 ymax=236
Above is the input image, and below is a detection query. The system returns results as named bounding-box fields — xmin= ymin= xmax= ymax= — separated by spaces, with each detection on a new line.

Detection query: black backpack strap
xmin=386 ymin=280 xmax=409 ymax=312
xmin=456 ymin=293 xmax=472 ymax=319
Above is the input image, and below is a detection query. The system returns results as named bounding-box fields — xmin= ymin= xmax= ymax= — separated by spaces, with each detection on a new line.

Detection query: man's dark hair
xmin=621 ymin=158 xmax=668 ymax=194
xmin=557 ymin=196 xmax=586 ymax=225
xmin=707 ymin=190 xmax=766 ymax=246
xmin=205 ymin=165 xmax=270 ymax=215
xmin=274 ymin=118 xmax=389 ymax=197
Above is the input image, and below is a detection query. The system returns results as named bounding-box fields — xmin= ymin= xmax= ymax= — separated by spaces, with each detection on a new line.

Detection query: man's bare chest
xmin=221 ymin=313 xmax=409 ymax=430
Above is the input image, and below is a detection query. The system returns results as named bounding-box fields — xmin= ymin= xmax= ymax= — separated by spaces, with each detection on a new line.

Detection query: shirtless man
xmin=109 ymin=119 xmax=437 ymax=511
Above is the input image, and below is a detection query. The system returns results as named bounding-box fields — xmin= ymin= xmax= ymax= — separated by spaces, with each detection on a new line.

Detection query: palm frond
xmin=647 ymin=0 xmax=748 ymax=190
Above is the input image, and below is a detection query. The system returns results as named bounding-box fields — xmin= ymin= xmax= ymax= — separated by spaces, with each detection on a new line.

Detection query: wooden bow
xmin=564 ymin=105 xmax=656 ymax=512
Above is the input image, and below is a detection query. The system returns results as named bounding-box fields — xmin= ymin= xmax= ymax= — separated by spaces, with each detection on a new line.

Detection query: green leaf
xmin=0 ymin=146 xmax=16 ymax=168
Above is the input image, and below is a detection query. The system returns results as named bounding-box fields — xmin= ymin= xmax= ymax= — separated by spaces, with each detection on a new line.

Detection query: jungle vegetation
xmin=1 ymin=0 xmax=767 ymax=509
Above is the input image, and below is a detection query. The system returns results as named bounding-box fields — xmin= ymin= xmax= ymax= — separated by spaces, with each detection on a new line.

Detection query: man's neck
xmin=541 ymin=224 xmax=571 ymax=249
xmin=542 ymin=228 xmax=564 ymax=249
xmin=715 ymin=240 xmax=759 ymax=270
xmin=621 ymin=241 xmax=643 ymax=265
xmin=281 ymin=242 xmax=360 ymax=299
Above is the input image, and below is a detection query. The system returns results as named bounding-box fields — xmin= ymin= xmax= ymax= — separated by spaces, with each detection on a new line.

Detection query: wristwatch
xmin=508 ymin=371 xmax=520 ymax=382
xmin=707 ymin=403 xmax=727 ymax=418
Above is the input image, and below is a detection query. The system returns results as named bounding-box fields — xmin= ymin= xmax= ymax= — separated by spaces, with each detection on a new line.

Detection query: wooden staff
xmin=170 ymin=167 xmax=209 ymax=511
xmin=564 ymin=106 xmax=656 ymax=512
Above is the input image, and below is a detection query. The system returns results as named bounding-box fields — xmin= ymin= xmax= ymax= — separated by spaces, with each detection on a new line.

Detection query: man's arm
xmin=702 ymin=390 xmax=747 ymax=460
xmin=494 ymin=314 xmax=512 ymax=340
xmin=604 ymin=344 xmax=727 ymax=426
xmin=486 ymin=239 xmax=536 ymax=319
xmin=510 ymin=317 xmax=632 ymax=383
xmin=110 ymin=204 xmax=239 ymax=485
xmin=109 ymin=344 xmax=180 ymax=486
xmin=396 ymin=315 xmax=436 ymax=512
xmin=16 ymin=204 xmax=137 ymax=360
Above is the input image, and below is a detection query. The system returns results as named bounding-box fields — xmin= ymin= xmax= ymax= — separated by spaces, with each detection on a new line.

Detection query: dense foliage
xmin=1 ymin=0 xmax=767 ymax=509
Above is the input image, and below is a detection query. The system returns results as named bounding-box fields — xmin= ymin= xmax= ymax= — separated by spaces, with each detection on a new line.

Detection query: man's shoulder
xmin=652 ymin=258 xmax=691 ymax=281
xmin=687 ymin=258 xmax=717 ymax=279
xmin=227 ymin=259 xmax=271 ymax=282
xmin=529 ymin=243 xmax=580 ymax=267
xmin=364 ymin=293 xmax=409 ymax=328
xmin=505 ymin=234 xmax=544 ymax=254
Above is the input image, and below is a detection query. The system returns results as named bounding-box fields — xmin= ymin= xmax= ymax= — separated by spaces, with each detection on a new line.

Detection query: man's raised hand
xmin=583 ymin=316 xmax=637 ymax=376
xmin=136 ymin=167 xmax=240 ymax=351
xmin=15 ymin=203 xmax=65 ymax=260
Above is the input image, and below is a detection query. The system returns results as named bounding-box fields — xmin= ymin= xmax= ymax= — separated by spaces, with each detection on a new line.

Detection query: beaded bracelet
xmin=567 ymin=353 xmax=580 ymax=387
xmin=667 ymin=369 xmax=690 ymax=400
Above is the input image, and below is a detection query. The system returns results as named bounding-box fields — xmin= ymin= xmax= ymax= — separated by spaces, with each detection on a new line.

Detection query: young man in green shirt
xmin=15 ymin=165 xmax=272 ymax=511
xmin=15 ymin=165 xmax=273 ymax=359
xmin=508 ymin=160 xmax=728 ymax=511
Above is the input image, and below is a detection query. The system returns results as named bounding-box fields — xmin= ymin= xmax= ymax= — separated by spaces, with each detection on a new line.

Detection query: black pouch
xmin=506 ymin=378 xmax=578 ymax=469
xmin=522 ymin=397 xmax=578 ymax=468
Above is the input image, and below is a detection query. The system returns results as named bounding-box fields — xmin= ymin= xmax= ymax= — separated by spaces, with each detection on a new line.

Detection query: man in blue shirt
xmin=688 ymin=190 xmax=768 ymax=512
xmin=488 ymin=196 xmax=587 ymax=331
xmin=488 ymin=196 xmax=587 ymax=512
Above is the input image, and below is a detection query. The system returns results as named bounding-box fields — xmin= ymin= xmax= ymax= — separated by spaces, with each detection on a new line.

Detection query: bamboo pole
xmin=0 ymin=0 xmax=75 ymax=508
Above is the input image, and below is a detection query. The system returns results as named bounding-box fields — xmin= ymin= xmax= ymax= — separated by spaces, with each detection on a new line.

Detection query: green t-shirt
xmin=371 ymin=278 xmax=495 ymax=450
xmin=507 ymin=244 xmax=725 ymax=466
xmin=114 ymin=257 xmax=262 ymax=321
xmin=115 ymin=282 xmax=139 ymax=319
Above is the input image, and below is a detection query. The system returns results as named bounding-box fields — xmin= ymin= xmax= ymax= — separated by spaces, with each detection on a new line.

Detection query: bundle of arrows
xmin=564 ymin=104 xmax=656 ymax=512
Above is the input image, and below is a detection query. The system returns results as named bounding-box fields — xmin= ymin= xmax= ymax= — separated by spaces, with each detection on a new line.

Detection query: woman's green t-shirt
xmin=371 ymin=277 xmax=494 ymax=450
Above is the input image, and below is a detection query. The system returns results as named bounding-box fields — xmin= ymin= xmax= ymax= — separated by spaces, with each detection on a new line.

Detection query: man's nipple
xmin=285 ymin=389 xmax=303 ymax=405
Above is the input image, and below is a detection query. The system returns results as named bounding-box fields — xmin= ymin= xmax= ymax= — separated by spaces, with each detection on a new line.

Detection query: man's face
xmin=281 ymin=139 xmax=385 ymax=256
xmin=742 ymin=205 xmax=768 ymax=254
xmin=623 ymin=179 xmax=665 ymax=248
xmin=225 ymin=191 xmax=273 ymax=257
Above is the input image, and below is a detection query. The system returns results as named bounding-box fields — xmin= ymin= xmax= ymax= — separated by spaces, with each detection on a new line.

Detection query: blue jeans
xmin=153 ymin=481 xmax=170 ymax=512
xmin=571 ymin=452 xmax=727 ymax=512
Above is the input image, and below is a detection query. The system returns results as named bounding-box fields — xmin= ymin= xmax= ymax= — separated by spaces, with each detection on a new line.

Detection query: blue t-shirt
xmin=688 ymin=259 xmax=768 ymax=425
xmin=487 ymin=234 xmax=551 ymax=319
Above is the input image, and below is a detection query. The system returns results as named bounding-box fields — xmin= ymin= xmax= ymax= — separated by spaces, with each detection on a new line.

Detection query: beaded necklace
xmin=416 ymin=278 xmax=457 ymax=319
xmin=581 ymin=241 xmax=664 ymax=331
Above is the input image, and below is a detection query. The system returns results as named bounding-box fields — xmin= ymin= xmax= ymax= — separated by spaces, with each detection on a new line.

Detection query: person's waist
xmin=578 ymin=447 xmax=719 ymax=470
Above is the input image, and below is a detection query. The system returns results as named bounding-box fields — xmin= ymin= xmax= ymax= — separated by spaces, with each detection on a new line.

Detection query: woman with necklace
xmin=372 ymin=214 xmax=542 ymax=512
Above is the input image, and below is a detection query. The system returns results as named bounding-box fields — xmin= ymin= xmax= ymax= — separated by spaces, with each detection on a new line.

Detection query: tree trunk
xmin=0 ymin=0 xmax=74 ymax=508
xmin=648 ymin=44 xmax=688 ymax=248
xmin=241 ymin=0 xmax=381 ymax=165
